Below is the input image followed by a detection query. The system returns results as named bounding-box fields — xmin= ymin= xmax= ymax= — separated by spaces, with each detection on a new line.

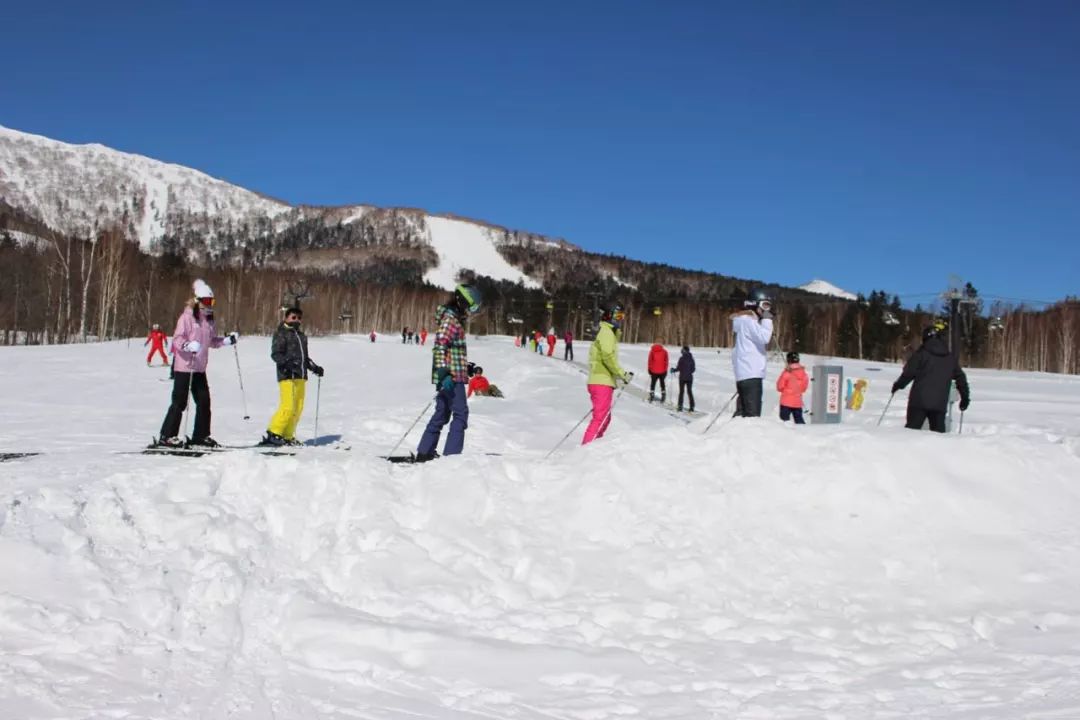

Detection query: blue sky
xmin=2 ymin=0 xmax=1078 ymax=305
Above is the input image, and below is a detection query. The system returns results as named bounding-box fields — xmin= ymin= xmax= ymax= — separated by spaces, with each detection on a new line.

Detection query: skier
xmin=563 ymin=329 xmax=574 ymax=361
xmin=583 ymin=302 xmax=632 ymax=445
xmin=144 ymin=323 xmax=169 ymax=366
xmin=891 ymin=323 xmax=971 ymax=433
xmin=647 ymin=341 xmax=669 ymax=403
xmin=401 ymin=327 xmax=408 ymax=344
xmin=776 ymin=351 xmax=809 ymax=424
xmin=420 ymin=327 xmax=428 ymax=346
xmin=731 ymin=289 xmax=774 ymax=417
xmin=546 ymin=328 xmax=557 ymax=357
xmin=467 ymin=364 xmax=504 ymax=398
xmin=674 ymin=345 xmax=696 ymax=412
xmin=369 ymin=329 xmax=377 ymax=343
xmin=260 ymin=307 xmax=325 ymax=447
xmin=416 ymin=284 xmax=483 ymax=460
xmin=156 ymin=279 xmax=237 ymax=448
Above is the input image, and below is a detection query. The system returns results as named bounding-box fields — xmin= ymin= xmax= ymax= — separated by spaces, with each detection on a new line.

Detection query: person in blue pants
xmin=416 ymin=284 xmax=483 ymax=461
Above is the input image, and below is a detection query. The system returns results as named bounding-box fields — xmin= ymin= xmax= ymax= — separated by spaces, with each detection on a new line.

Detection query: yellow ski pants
xmin=268 ymin=379 xmax=306 ymax=439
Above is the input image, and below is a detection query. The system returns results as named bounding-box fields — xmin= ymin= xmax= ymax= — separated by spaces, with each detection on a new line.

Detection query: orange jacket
xmin=776 ymin=364 xmax=810 ymax=408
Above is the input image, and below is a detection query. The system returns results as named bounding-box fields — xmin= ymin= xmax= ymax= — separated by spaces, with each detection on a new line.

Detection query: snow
xmin=0 ymin=125 xmax=291 ymax=251
xmin=423 ymin=215 xmax=540 ymax=290
xmin=800 ymin=278 xmax=859 ymax=301
xmin=2 ymin=337 xmax=1080 ymax=717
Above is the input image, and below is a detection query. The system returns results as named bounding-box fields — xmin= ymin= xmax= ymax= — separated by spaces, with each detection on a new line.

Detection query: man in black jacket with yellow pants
xmin=260 ymin=307 xmax=324 ymax=447
xmin=892 ymin=324 xmax=970 ymax=433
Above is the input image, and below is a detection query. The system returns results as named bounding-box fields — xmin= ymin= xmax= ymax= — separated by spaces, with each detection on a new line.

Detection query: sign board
xmin=811 ymin=365 xmax=844 ymax=424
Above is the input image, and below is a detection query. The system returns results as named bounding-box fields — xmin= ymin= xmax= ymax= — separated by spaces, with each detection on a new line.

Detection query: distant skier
xmin=260 ymin=307 xmax=324 ymax=447
xmin=369 ymin=329 xmax=377 ymax=343
xmin=674 ymin=345 xmax=696 ymax=412
xmin=534 ymin=330 xmax=544 ymax=354
xmin=731 ymin=288 xmax=774 ymax=417
xmin=583 ymin=303 xmax=632 ymax=445
xmin=563 ymin=329 xmax=574 ymax=361
xmin=156 ymin=279 xmax=237 ymax=448
xmin=776 ymin=351 xmax=809 ymax=424
xmin=420 ymin=327 xmax=428 ymax=345
xmin=401 ymin=327 xmax=408 ymax=344
xmin=416 ymin=284 xmax=483 ymax=460
xmin=467 ymin=364 xmax=504 ymax=398
xmin=891 ymin=323 xmax=971 ymax=433
xmin=521 ymin=330 xmax=529 ymax=350
xmin=546 ymin=328 xmax=557 ymax=357
xmin=144 ymin=323 xmax=169 ymax=366
xmin=647 ymin=341 xmax=669 ymax=403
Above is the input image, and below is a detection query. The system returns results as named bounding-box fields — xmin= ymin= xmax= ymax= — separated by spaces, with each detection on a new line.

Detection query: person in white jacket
xmin=731 ymin=289 xmax=774 ymax=417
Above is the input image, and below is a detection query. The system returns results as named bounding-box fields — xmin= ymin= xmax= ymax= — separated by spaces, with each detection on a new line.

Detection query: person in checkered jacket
xmin=415 ymin=284 xmax=483 ymax=461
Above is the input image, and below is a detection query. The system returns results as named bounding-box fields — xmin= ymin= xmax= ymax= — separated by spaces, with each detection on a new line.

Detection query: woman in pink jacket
xmin=156 ymin=279 xmax=237 ymax=448
xmin=776 ymin=351 xmax=809 ymax=424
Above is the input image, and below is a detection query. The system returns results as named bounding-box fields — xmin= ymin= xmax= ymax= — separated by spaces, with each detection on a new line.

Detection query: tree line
xmin=0 ymin=229 xmax=1076 ymax=375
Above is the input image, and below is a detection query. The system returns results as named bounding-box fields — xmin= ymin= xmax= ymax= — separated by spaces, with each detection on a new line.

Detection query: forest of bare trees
xmin=1 ymin=230 xmax=1076 ymax=374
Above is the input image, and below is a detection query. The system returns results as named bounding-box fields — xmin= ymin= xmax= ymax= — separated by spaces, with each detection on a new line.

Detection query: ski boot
xmin=189 ymin=436 xmax=221 ymax=449
xmin=258 ymin=432 xmax=287 ymax=447
xmin=155 ymin=436 xmax=185 ymax=449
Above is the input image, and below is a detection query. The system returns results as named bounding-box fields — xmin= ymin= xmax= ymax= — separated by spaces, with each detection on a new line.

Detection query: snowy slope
xmin=2 ymin=336 xmax=1080 ymax=718
xmin=0 ymin=125 xmax=292 ymax=250
xmin=423 ymin=215 xmax=540 ymax=290
xmin=800 ymin=278 xmax=858 ymax=300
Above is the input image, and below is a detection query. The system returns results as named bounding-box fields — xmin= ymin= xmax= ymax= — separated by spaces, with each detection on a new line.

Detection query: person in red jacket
xmin=145 ymin=323 xmax=169 ymax=366
xmin=647 ymin=342 xmax=670 ymax=403
xmin=466 ymin=364 xmax=504 ymax=398
xmin=546 ymin=328 xmax=556 ymax=357
xmin=420 ymin=327 xmax=428 ymax=345
xmin=776 ymin=351 xmax=810 ymax=424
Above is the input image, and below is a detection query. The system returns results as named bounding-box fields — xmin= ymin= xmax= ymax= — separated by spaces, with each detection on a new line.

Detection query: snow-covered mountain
xmin=799 ymin=278 xmax=858 ymax=300
xmin=0 ymin=125 xmax=548 ymax=290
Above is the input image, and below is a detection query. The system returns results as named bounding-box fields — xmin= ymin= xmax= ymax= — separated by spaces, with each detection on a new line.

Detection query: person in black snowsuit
xmin=891 ymin=325 xmax=970 ymax=433
xmin=260 ymin=307 xmax=325 ymax=446
xmin=673 ymin=346 xmax=696 ymax=412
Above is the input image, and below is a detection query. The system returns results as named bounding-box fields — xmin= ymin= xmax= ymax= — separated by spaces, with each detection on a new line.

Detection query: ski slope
xmin=2 ymin=336 xmax=1080 ymax=719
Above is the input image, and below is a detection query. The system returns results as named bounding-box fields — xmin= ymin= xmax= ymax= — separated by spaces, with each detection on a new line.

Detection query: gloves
xmin=891 ymin=382 xmax=902 ymax=395
xmin=435 ymin=367 xmax=454 ymax=393
xmin=959 ymin=397 xmax=970 ymax=412
xmin=311 ymin=363 xmax=325 ymax=377
xmin=224 ymin=332 xmax=239 ymax=346
xmin=183 ymin=340 xmax=202 ymax=354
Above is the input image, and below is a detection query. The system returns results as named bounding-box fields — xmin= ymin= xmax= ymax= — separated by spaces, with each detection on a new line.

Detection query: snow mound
xmin=423 ymin=215 xmax=540 ymax=290
xmin=800 ymin=278 xmax=858 ymax=300
xmin=2 ymin=338 xmax=1080 ymax=717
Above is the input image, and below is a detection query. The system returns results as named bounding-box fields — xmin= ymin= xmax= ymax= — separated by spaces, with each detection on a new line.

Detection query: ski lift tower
xmin=942 ymin=275 xmax=978 ymax=354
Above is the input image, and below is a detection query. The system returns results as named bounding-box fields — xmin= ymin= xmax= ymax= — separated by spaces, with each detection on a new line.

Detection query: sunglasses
xmin=286 ymin=315 xmax=302 ymax=322
xmin=198 ymin=296 xmax=216 ymax=307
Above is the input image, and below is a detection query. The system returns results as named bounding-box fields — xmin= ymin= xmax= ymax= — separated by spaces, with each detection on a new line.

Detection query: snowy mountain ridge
xmin=0 ymin=125 xmax=550 ymax=289
xmin=799 ymin=278 xmax=858 ymax=300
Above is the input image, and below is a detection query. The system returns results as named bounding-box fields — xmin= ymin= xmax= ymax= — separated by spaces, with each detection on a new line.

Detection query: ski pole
xmin=546 ymin=381 xmax=629 ymax=459
xmin=877 ymin=392 xmax=896 ymax=427
xmin=233 ymin=343 xmax=250 ymax=420
xmin=958 ymin=410 xmax=964 ymax=435
xmin=182 ymin=365 xmax=195 ymax=442
xmin=702 ymin=392 xmax=739 ymax=434
xmin=387 ymin=397 xmax=435 ymax=457
xmin=544 ymin=407 xmax=593 ymax=460
xmin=313 ymin=375 xmax=321 ymax=443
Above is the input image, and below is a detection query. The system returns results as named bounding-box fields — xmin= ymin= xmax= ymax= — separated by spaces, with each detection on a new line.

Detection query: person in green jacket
xmin=583 ymin=302 xmax=633 ymax=444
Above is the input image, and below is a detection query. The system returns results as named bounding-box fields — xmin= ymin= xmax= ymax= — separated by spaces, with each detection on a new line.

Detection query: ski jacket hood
xmin=894 ymin=338 xmax=970 ymax=411
xmin=648 ymin=344 xmax=670 ymax=375
xmin=732 ymin=314 xmax=773 ymax=381
xmin=171 ymin=306 xmax=224 ymax=373
xmin=271 ymin=322 xmax=317 ymax=382
xmin=588 ymin=321 xmax=626 ymax=387
xmin=776 ymin=364 xmax=810 ymax=408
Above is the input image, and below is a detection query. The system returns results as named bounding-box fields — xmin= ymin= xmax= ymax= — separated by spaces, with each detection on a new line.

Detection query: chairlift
xmin=883 ymin=310 xmax=900 ymax=326
xmin=652 ymin=306 xmax=662 ymax=317
xmin=507 ymin=314 xmax=524 ymax=325
xmin=989 ymin=316 xmax=1004 ymax=331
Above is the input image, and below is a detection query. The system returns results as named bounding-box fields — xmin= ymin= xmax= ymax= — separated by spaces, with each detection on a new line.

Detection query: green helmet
xmin=455 ymin=284 xmax=482 ymax=315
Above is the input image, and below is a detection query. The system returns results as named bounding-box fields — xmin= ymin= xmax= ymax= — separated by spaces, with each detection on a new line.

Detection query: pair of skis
xmin=132 ymin=438 xmax=350 ymax=458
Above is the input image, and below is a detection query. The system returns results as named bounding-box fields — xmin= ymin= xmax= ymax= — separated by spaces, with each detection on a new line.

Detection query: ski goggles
xmin=613 ymin=310 xmax=626 ymax=323
xmin=198 ymin=296 xmax=215 ymax=307
xmin=759 ymin=300 xmax=772 ymax=312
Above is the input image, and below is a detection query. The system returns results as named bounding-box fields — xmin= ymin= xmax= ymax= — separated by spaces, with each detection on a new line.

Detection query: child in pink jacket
xmin=776 ymin=351 xmax=809 ymax=424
